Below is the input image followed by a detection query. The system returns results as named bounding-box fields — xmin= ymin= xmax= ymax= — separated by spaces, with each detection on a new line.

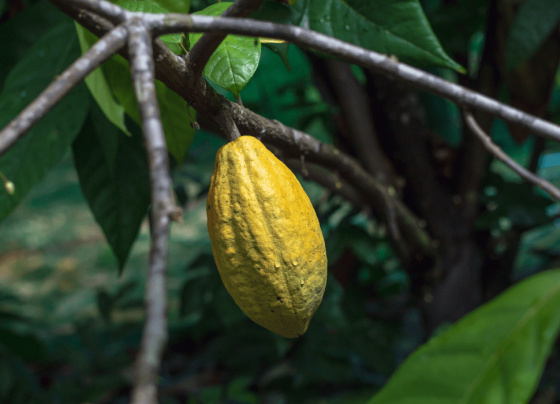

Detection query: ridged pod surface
xmin=207 ymin=136 xmax=327 ymax=338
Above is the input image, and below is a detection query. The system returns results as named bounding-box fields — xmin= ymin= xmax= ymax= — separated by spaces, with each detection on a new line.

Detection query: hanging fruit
xmin=207 ymin=135 xmax=327 ymax=338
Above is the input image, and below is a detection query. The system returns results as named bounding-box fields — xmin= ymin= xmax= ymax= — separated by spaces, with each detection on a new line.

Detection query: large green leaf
xmin=255 ymin=0 xmax=463 ymax=71
xmin=505 ymin=0 xmax=560 ymax=71
xmin=0 ymin=22 xmax=90 ymax=224
xmin=75 ymin=22 xmax=130 ymax=136
xmin=367 ymin=269 xmax=560 ymax=404
xmin=72 ymin=105 xmax=151 ymax=271
xmin=190 ymin=2 xmax=262 ymax=99
xmin=0 ymin=0 xmax=68 ymax=91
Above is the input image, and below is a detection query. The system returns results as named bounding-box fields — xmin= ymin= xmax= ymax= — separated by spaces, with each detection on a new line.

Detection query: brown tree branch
xmin=127 ymin=19 xmax=179 ymax=404
xmin=0 ymin=23 xmax=128 ymax=158
xmin=50 ymin=0 xmax=560 ymax=141
xmin=143 ymin=14 xmax=560 ymax=142
xmin=49 ymin=2 xmax=435 ymax=258
xmin=464 ymin=110 xmax=560 ymax=202
xmin=184 ymin=0 xmax=263 ymax=79
xmin=44 ymin=0 xmax=560 ymax=257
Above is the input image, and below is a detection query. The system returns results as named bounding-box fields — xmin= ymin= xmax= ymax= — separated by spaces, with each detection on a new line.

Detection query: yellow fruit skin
xmin=207 ymin=136 xmax=327 ymax=338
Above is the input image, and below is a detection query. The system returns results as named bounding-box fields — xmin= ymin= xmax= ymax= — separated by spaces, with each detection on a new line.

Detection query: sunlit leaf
xmin=75 ymin=22 xmax=130 ymax=136
xmin=367 ymin=269 xmax=560 ymax=404
xmin=190 ymin=2 xmax=261 ymax=99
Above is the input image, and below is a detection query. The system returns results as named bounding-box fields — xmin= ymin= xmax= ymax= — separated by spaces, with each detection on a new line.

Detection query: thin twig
xmin=184 ymin=0 xmax=263 ymax=79
xmin=463 ymin=110 xmax=560 ymax=202
xmin=0 ymin=24 xmax=128 ymax=159
xmin=127 ymin=19 xmax=178 ymax=404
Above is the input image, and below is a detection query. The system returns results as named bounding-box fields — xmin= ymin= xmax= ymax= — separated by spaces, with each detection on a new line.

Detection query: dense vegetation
xmin=1 ymin=0 xmax=560 ymax=403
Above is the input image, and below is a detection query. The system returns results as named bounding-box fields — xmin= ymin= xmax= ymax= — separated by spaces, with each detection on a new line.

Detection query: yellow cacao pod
xmin=206 ymin=136 xmax=327 ymax=338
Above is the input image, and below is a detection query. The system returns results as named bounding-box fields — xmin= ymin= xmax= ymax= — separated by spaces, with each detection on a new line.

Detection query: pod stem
xmin=218 ymin=107 xmax=241 ymax=143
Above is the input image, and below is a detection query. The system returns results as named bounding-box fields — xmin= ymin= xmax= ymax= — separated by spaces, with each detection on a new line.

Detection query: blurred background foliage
xmin=1 ymin=0 xmax=560 ymax=403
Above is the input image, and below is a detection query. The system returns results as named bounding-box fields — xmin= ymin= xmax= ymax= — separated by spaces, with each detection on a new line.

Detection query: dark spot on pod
xmin=271 ymin=310 xmax=274 ymax=313
xmin=277 ymin=296 xmax=282 ymax=302
xmin=207 ymin=205 xmax=211 ymax=209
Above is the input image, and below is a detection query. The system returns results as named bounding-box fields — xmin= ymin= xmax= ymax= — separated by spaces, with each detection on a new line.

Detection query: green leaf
xmin=0 ymin=22 xmax=90 ymax=225
xmin=256 ymin=0 xmax=463 ymax=71
xmin=156 ymin=80 xmax=197 ymax=162
xmin=75 ymin=22 xmax=130 ymax=136
xmin=103 ymin=54 xmax=197 ymax=164
xmin=190 ymin=2 xmax=262 ymax=98
xmin=367 ymin=269 xmax=560 ymax=404
xmin=103 ymin=55 xmax=142 ymax=123
xmin=76 ymin=27 xmax=196 ymax=164
xmin=116 ymin=0 xmax=186 ymax=54
xmin=0 ymin=1 xmax=68 ymax=92
xmin=505 ymin=0 xmax=560 ymax=71
xmin=72 ymin=105 xmax=151 ymax=271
